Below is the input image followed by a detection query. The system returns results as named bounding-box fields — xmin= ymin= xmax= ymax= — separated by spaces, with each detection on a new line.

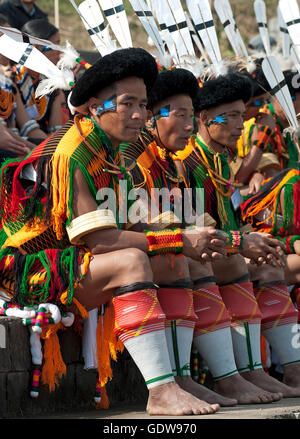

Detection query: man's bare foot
xmin=283 ymin=363 xmax=300 ymax=389
xmin=214 ymin=373 xmax=282 ymax=404
xmin=242 ymin=368 xmax=300 ymax=398
xmin=175 ymin=375 xmax=237 ymax=407
xmin=147 ymin=381 xmax=220 ymax=416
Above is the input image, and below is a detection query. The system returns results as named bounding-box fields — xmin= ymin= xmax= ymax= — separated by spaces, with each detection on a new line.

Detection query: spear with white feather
xmin=262 ymin=55 xmax=300 ymax=158
xmin=128 ymin=0 xmax=165 ymax=57
xmin=278 ymin=6 xmax=291 ymax=59
xmin=186 ymin=0 xmax=224 ymax=77
xmin=254 ymin=0 xmax=271 ymax=56
xmin=98 ymin=0 xmax=132 ymax=49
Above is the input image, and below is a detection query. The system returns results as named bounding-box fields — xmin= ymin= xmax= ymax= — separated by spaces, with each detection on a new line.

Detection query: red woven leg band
xmin=219 ymin=282 xmax=262 ymax=326
xmin=157 ymin=288 xmax=198 ymax=323
xmin=113 ymin=289 xmax=166 ymax=343
xmin=254 ymin=284 xmax=298 ymax=331
xmin=193 ymin=285 xmax=231 ymax=336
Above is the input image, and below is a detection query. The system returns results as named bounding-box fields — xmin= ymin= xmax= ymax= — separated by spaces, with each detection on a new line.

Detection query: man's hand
xmin=291 ymin=240 xmax=300 ymax=256
xmin=241 ymin=232 xmax=286 ymax=267
xmin=182 ymin=227 xmax=228 ymax=262
xmin=255 ymin=113 xmax=276 ymax=130
xmin=0 ymin=128 xmax=30 ymax=156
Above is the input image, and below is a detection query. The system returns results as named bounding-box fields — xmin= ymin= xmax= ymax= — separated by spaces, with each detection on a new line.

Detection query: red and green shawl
xmin=0 ymin=116 xmax=132 ymax=307
xmin=175 ymin=135 xmax=240 ymax=232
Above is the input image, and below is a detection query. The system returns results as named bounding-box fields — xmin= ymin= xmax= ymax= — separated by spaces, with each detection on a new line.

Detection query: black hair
xmin=21 ymin=19 xmax=58 ymax=40
xmin=147 ymin=68 xmax=200 ymax=110
xmin=70 ymin=47 xmax=158 ymax=107
xmin=194 ymin=73 xmax=253 ymax=112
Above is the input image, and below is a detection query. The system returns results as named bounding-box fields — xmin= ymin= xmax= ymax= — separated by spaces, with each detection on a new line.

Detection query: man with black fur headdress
xmin=123 ymin=67 xmax=300 ymax=405
xmin=234 ymin=66 xmax=300 ymax=185
xmin=0 ymin=47 xmax=227 ymax=415
xmin=176 ymin=71 xmax=300 ymax=401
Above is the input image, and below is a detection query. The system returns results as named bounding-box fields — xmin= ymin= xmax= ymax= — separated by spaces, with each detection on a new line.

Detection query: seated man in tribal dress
xmin=175 ymin=72 xmax=300 ymax=401
xmin=0 ymin=47 xmax=231 ymax=416
xmin=234 ymin=65 xmax=300 ymax=187
xmin=122 ymin=67 xmax=297 ymax=405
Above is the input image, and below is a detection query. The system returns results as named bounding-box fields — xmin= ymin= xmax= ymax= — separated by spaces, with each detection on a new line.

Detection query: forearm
xmin=235 ymin=146 xmax=263 ymax=183
xmin=84 ymin=228 xmax=149 ymax=255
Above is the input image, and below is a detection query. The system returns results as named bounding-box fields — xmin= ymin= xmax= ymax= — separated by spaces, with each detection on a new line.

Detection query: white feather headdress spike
xmin=186 ymin=0 xmax=222 ymax=71
xmin=214 ymin=0 xmax=240 ymax=57
xmin=69 ymin=0 xmax=117 ymax=55
xmin=185 ymin=12 xmax=209 ymax=64
xmin=149 ymin=0 xmax=179 ymax=64
xmin=278 ymin=6 xmax=291 ymax=58
xmin=0 ymin=34 xmax=74 ymax=97
xmin=128 ymin=0 xmax=165 ymax=56
xmin=159 ymin=0 xmax=195 ymax=60
xmin=279 ymin=0 xmax=300 ymax=51
xmin=0 ymin=25 xmax=63 ymax=51
xmin=254 ymin=0 xmax=271 ymax=56
xmin=262 ymin=56 xmax=299 ymax=134
xmin=98 ymin=0 xmax=132 ymax=49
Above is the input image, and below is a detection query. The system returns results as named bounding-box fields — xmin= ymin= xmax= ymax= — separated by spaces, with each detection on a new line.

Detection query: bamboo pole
xmin=54 ymin=0 xmax=59 ymax=29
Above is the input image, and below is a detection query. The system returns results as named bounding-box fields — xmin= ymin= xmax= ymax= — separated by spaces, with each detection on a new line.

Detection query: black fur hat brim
xmin=147 ymin=68 xmax=200 ymax=110
xmin=283 ymin=70 xmax=300 ymax=97
xmin=70 ymin=48 xmax=158 ymax=107
xmin=194 ymin=73 xmax=253 ymax=112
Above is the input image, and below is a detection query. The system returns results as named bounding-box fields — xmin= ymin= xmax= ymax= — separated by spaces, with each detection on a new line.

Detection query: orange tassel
xmin=60 ymin=291 xmax=89 ymax=320
xmin=96 ymin=385 xmax=110 ymax=409
xmin=40 ymin=323 xmax=66 ymax=391
xmin=96 ymin=302 xmax=124 ymax=389
xmin=260 ymin=334 xmax=269 ymax=373
xmin=242 ymin=169 xmax=299 ymax=228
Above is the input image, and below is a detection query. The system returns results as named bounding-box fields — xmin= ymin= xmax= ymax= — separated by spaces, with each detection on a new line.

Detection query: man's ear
xmin=88 ymin=97 xmax=100 ymax=117
xmin=199 ymin=110 xmax=209 ymax=125
xmin=145 ymin=109 xmax=154 ymax=129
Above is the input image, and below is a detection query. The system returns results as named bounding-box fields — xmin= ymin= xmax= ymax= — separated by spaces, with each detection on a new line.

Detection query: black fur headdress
xmin=70 ymin=48 xmax=158 ymax=107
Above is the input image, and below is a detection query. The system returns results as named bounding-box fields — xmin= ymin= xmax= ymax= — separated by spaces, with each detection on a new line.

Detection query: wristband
xmin=226 ymin=230 xmax=244 ymax=254
xmin=285 ymin=236 xmax=300 ymax=254
xmin=145 ymin=228 xmax=183 ymax=256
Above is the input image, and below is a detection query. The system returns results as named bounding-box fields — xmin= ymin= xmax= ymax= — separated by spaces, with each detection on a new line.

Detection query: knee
xmin=252 ymin=264 xmax=285 ymax=286
xmin=152 ymin=254 xmax=190 ymax=284
xmin=121 ymin=248 xmax=152 ymax=279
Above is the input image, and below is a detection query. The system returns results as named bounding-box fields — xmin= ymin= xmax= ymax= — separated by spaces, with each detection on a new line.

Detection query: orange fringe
xmin=260 ymin=334 xmax=269 ymax=373
xmin=60 ymin=291 xmax=89 ymax=320
xmin=40 ymin=322 xmax=67 ymax=391
xmin=50 ymin=153 xmax=70 ymax=241
xmin=242 ymin=169 xmax=299 ymax=228
xmin=96 ymin=385 xmax=110 ymax=409
xmin=96 ymin=301 xmax=124 ymax=389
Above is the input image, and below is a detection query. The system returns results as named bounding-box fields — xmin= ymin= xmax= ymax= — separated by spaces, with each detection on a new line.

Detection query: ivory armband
xmin=67 ymin=209 xmax=117 ymax=244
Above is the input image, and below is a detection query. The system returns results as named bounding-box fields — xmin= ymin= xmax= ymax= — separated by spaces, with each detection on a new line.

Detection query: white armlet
xmin=66 ymin=209 xmax=117 ymax=244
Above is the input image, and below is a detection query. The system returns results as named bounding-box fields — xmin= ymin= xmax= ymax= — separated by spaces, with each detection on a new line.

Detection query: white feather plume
xmin=186 ymin=0 xmax=222 ymax=69
xmin=254 ymin=0 xmax=271 ymax=56
xmin=98 ymin=0 xmax=132 ymax=48
xmin=35 ymin=69 xmax=75 ymax=97
xmin=128 ymin=0 xmax=165 ymax=56
xmin=262 ymin=56 xmax=299 ymax=131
